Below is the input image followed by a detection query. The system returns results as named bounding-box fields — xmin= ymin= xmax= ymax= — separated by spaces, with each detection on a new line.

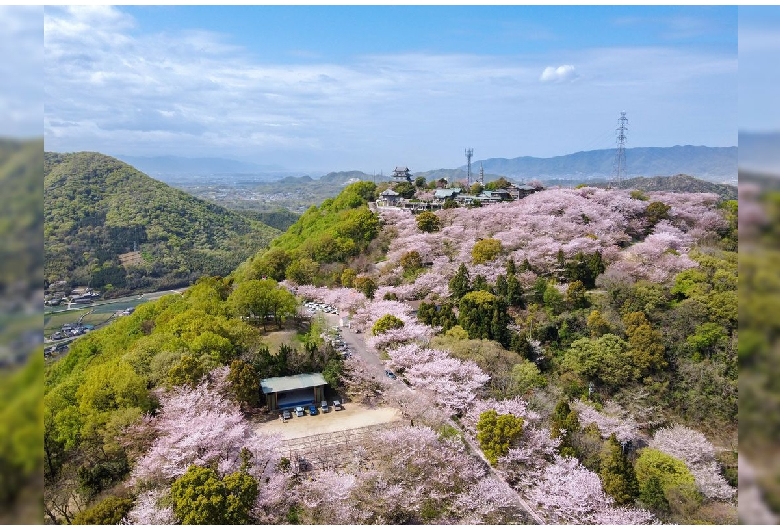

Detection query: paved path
xmin=321 ymin=311 xmax=546 ymax=524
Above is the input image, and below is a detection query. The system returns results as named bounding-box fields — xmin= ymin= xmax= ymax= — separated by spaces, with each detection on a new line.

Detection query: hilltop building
xmin=391 ymin=166 xmax=413 ymax=182
xmin=377 ymin=188 xmax=401 ymax=207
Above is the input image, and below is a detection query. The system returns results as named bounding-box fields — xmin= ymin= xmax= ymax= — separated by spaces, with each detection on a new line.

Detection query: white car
xmin=295 ymin=406 xmax=305 ymax=417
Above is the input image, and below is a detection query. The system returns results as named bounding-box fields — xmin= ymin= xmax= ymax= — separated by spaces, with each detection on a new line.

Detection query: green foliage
xmin=264 ymin=182 xmax=379 ymax=283
xmin=44 ymin=152 xmax=278 ymax=293
xmin=417 ymin=302 xmax=457 ymax=332
xmin=509 ymin=360 xmax=547 ymax=396
xmin=623 ymin=311 xmax=667 ymax=378
xmin=228 ymin=279 xmax=297 ymax=330
xmin=170 ymin=465 xmax=258 ymax=525
xmin=470 ymin=182 xmax=484 ymax=195
xmin=599 ymin=434 xmax=639 ymax=505
xmin=471 ymin=238 xmax=502 ymax=265
xmin=550 ymin=399 xmax=580 ymax=455
xmin=167 ymin=354 xmax=207 ymax=388
xmin=0 ymin=354 xmax=44 ymax=508
xmin=484 ymin=177 xmax=512 ymax=190
xmin=72 ymin=496 xmax=134 ymax=525
xmin=586 ymin=310 xmax=611 ymax=338
xmin=563 ymin=334 xmax=632 ymax=389
xmin=635 ymin=448 xmax=699 ymax=511
xmin=458 ymin=290 xmax=509 ymax=346
xmin=542 ymin=282 xmax=565 ymax=315
xmin=630 ymin=190 xmax=649 ymax=201
xmin=563 ymin=251 xmax=605 ymax=288
xmin=449 ymin=263 xmax=471 ymax=300
xmin=400 ymin=250 xmax=423 ymax=274
xmin=476 ymin=410 xmax=524 ymax=465
xmin=393 ymin=181 xmax=416 ymax=199
xmin=341 ymin=268 xmax=357 ymax=288
xmin=565 ymin=280 xmax=589 ymax=310
xmin=645 ymin=201 xmax=671 ymax=230
xmin=414 ymin=176 xmax=427 ymax=188
xmin=227 ymin=360 xmax=260 ymax=408
xmin=354 ymin=276 xmax=377 ymax=299
xmin=372 ymin=314 xmax=405 ymax=336
xmin=416 ymin=211 xmax=442 ymax=233
xmin=322 ymin=358 xmax=345 ymax=389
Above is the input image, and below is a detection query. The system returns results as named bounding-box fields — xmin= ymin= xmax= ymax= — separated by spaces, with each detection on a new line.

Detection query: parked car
xmin=295 ymin=406 xmax=305 ymax=417
xmin=321 ymin=400 xmax=329 ymax=413
xmin=385 ymin=370 xmax=397 ymax=380
xmin=333 ymin=400 xmax=343 ymax=410
xmin=282 ymin=410 xmax=292 ymax=420
xmin=308 ymin=404 xmax=318 ymax=416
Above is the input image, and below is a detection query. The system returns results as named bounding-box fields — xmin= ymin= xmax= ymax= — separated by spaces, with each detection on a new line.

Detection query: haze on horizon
xmin=44 ymin=5 xmax=738 ymax=174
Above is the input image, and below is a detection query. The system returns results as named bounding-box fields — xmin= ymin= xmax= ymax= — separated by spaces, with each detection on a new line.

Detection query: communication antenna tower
xmin=479 ymin=163 xmax=484 ymax=186
xmin=612 ymin=112 xmax=628 ymax=187
xmin=465 ymin=148 xmax=474 ymax=187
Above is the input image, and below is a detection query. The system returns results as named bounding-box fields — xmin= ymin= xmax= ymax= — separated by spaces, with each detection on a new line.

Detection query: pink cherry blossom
xmin=649 ymin=424 xmax=735 ymax=500
xmin=570 ymin=400 xmax=640 ymax=444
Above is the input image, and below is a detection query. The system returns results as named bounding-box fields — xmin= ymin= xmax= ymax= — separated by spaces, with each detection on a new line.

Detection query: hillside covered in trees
xmin=594 ymin=174 xmax=737 ymax=201
xmin=44 ymin=152 xmax=279 ymax=296
xmin=44 ymin=179 xmax=738 ymax=525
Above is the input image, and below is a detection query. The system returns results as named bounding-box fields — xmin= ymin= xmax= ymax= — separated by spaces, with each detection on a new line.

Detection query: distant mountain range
xmin=469 ymin=145 xmax=736 ymax=183
xmin=113 ymin=145 xmax=737 ymax=185
xmin=738 ymin=132 xmax=780 ymax=174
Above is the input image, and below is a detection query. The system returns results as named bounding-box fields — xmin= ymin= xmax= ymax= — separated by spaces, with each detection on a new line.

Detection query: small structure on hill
xmin=377 ymin=188 xmax=401 ymax=207
xmin=434 ymin=188 xmax=462 ymax=201
xmin=261 ymin=373 xmax=327 ymax=411
xmin=391 ymin=166 xmax=413 ymax=182
xmin=506 ymin=183 xmax=541 ymax=200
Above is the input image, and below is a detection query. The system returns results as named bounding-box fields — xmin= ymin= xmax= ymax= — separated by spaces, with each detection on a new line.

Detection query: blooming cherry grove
xmin=649 ymin=424 xmax=735 ymax=500
xmin=375 ymin=187 xmax=728 ymax=299
xmin=130 ymin=375 xmax=280 ymax=485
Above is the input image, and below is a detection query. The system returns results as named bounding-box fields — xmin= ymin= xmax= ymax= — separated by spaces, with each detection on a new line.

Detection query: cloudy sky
xmin=1 ymin=6 xmax=43 ymax=138
xmin=44 ymin=5 xmax=738 ymax=173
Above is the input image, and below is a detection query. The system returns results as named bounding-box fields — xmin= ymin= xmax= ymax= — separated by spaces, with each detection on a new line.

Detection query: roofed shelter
xmin=261 ymin=373 xmax=327 ymax=411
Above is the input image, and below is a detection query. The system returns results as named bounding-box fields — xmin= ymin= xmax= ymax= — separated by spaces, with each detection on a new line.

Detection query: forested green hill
xmin=595 ymin=174 xmax=737 ymax=200
xmin=44 ymin=152 xmax=279 ymax=296
xmin=236 ymin=180 xmax=382 ymax=286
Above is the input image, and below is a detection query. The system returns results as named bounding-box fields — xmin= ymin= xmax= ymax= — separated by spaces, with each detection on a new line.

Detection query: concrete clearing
xmin=256 ymin=403 xmax=402 ymax=441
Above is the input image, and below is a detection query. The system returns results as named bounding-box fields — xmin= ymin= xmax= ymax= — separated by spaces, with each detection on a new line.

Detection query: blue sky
xmin=44 ymin=5 xmax=738 ymax=173
xmin=739 ymin=6 xmax=780 ymax=134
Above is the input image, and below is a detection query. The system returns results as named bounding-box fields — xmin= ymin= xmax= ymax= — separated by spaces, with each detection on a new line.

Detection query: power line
xmin=612 ymin=112 xmax=628 ymax=187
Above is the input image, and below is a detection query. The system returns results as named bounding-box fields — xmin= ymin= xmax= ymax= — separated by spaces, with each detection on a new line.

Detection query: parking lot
xmin=256 ymin=402 xmax=402 ymax=441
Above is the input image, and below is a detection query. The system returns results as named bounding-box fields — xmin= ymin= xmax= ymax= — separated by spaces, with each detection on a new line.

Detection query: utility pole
xmin=465 ymin=148 xmax=474 ymax=188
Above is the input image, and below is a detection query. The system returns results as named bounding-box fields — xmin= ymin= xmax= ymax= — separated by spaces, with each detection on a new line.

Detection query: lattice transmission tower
xmin=612 ymin=112 xmax=628 ymax=187
xmin=465 ymin=148 xmax=474 ymax=187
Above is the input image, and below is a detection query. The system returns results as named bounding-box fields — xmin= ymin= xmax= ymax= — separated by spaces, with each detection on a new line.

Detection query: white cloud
xmin=539 ymin=64 xmax=578 ymax=83
xmin=42 ymin=6 xmax=737 ymax=170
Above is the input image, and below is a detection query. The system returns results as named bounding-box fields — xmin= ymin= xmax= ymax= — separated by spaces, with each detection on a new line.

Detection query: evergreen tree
xmin=495 ymin=274 xmax=508 ymax=300
xmin=599 ymin=434 xmax=639 ymax=505
xmin=550 ymin=399 xmax=580 ymax=457
xmin=505 ymin=258 xmax=516 ymax=276
xmin=449 ymin=263 xmax=471 ymax=300
xmin=506 ymin=273 xmax=524 ymax=308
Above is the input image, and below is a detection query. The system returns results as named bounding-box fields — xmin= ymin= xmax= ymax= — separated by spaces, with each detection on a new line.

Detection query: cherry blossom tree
xmin=122 ymin=489 xmax=175 ymax=525
xmin=404 ymin=356 xmax=490 ymax=415
xmin=570 ymin=400 xmax=640 ymax=444
xmin=649 ymin=424 xmax=735 ymax=500
xmin=130 ymin=377 xmax=280 ymax=485
xmin=527 ymin=455 xmax=655 ymax=525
